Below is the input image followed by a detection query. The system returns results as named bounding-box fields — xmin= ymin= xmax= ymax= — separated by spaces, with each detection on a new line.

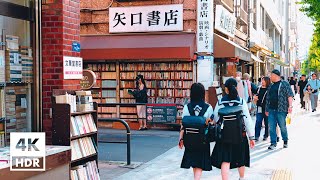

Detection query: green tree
xmin=298 ymin=0 xmax=320 ymax=74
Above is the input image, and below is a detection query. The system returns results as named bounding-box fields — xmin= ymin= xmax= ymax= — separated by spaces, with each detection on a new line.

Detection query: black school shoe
xmin=284 ymin=141 xmax=288 ymax=148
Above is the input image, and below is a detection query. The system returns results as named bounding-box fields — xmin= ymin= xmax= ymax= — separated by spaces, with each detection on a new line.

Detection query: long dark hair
xmin=190 ymin=83 xmax=205 ymax=103
xmin=225 ymin=78 xmax=238 ymax=100
xmin=262 ymin=76 xmax=271 ymax=88
xmin=136 ymin=74 xmax=147 ymax=89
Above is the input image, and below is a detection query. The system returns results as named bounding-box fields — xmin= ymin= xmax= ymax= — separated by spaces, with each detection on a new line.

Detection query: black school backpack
xmin=182 ymin=103 xmax=209 ymax=151
xmin=218 ymin=99 xmax=245 ymax=144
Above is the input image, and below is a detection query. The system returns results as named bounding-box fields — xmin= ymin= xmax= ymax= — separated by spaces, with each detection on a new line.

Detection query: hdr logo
xmin=10 ymin=132 xmax=45 ymax=171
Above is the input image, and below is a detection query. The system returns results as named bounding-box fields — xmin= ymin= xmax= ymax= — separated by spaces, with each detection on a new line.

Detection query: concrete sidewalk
xmin=113 ymin=97 xmax=320 ymax=180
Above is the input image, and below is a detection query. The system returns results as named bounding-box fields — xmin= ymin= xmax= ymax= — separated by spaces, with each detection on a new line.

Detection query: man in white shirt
xmin=304 ymin=73 xmax=320 ymax=112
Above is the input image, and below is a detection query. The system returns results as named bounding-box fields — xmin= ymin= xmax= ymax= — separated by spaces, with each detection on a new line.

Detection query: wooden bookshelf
xmin=83 ymin=61 xmax=193 ymax=125
xmin=52 ymin=90 xmax=99 ymax=179
xmin=52 ymin=103 xmax=98 ymax=167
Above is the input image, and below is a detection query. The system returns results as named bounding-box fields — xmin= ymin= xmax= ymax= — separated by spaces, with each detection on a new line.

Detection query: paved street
xmin=99 ymin=96 xmax=320 ymax=180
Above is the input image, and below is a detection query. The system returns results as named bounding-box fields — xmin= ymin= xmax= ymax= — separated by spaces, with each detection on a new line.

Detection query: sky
xmin=296 ymin=5 xmax=314 ymax=61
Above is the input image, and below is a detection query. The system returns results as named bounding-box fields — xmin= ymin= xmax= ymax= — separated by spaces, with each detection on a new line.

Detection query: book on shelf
xmin=120 ymin=99 xmax=135 ymax=103
xmin=98 ymin=107 xmax=117 ymax=113
xmin=71 ymin=137 xmax=96 ymax=161
xmin=103 ymin=98 xmax=117 ymax=103
xmin=156 ymin=97 xmax=175 ymax=104
xmin=0 ymin=132 xmax=5 ymax=148
xmin=71 ymin=160 xmax=100 ymax=180
xmin=101 ymin=72 xmax=116 ymax=79
xmin=120 ymin=107 xmax=136 ymax=113
xmin=55 ymin=93 xmax=77 ymax=113
xmin=75 ymin=91 xmax=92 ymax=96
xmin=175 ymin=89 xmax=190 ymax=97
xmin=102 ymin=90 xmax=116 ymax=98
xmin=101 ymin=80 xmax=117 ymax=88
xmin=120 ymin=72 xmax=135 ymax=79
xmin=0 ymin=89 xmax=5 ymax=117
xmin=120 ymin=81 xmax=135 ymax=88
xmin=70 ymin=114 xmax=97 ymax=137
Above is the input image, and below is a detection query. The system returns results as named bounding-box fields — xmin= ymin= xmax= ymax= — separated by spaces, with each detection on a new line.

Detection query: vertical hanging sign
xmin=197 ymin=0 xmax=214 ymax=53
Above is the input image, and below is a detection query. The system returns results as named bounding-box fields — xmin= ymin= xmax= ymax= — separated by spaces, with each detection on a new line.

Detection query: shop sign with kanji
xmin=197 ymin=0 xmax=214 ymax=53
xmin=63 ymin=56 xmax=83 ymax=79
xmin=215 ymin=5 xmax=236 ymax=38
xmin=109 ymin=4 xmax=183 ymax=33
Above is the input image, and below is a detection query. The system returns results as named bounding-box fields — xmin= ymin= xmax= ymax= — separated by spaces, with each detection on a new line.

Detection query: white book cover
xmin=80 ymin=115 xmax=90 ymax=134
xmin=75 ymin=116 xmax=84 ymax=135
xmin=78 ymin=138 xmax=88 ymax=157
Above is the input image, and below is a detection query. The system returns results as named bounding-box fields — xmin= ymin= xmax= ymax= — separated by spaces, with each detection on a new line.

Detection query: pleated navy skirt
xmin=211 ymin=137 xmax=250 ymax=169
xmin=181 ymin=143 xmax=212 ymax=171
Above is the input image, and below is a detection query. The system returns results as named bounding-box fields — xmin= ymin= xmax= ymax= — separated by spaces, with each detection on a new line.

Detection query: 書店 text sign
xmin=109 ymin=4 xmax=183 ymax=33
xmin=63 ymin=56 xmax=83 ymax=80
xmin=197 ymin=0 xmax=214 ymax=53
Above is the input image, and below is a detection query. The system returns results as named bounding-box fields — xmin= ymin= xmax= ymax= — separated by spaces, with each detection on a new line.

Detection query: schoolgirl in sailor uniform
xmin=178 ymin=83 xmax=214 ymax=180
xmin=210 ymin=78 xmax=255 ymax=180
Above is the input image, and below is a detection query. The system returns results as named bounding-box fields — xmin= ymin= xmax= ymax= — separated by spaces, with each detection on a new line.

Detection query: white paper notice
xmin=197 ymin=56 xmax=214 ymax=90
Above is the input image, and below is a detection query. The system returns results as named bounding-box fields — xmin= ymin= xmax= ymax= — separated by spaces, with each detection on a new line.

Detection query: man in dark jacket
xmin=265 ymin=69 xmax=294 ymax=150
xmin=298 ymin=75 xmax=308 ymax=108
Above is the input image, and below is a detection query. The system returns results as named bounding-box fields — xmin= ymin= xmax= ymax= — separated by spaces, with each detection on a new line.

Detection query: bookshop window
xmin=1 ymin=0 xmax=32 ymax=7
xmin=0 ymin=15 xmax=34 ymax=146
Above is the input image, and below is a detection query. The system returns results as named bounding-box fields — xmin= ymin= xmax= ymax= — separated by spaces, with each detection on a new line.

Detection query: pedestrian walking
xmin=304 ymin=85 xmax=312 ymax=111
xmin=211 ymin=78 xmax=255 ymax=180
xmin=298 ymin=75 xmax=308 ymax=109
xmin=304 ymin=73 xmax=320 ymax=112
xmin=265 ymin=69 xmax=294 ymax=150
xmin=243 ymin=73 xmax=253 ymax=110
xmin=289 ymin=77 xmax=297 ymax=95
xmin=236 ymin=71 xmax=245 ymax=100
xmin=130 ymin=75 xmax=148 ymax=130
xmin=179 ymin=83 xmax=214 ymax=180
xmin=254 ymin=76 xmax=271 ymax=141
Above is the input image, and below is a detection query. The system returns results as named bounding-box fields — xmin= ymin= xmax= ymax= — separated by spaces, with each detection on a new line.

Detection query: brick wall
xmin=42 ymin=0 xmax=81 ymax=144
xmin=80 ymin=0 xmax=197 ymax=34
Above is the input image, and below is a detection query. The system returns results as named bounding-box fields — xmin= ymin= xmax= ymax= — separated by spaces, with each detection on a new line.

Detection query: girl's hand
xmin=178 ymin=139 xmax=184 ymax=149
xmin=249 ymin=140 xmax=255 ymax=149
xmin=206 ymin=118 xmax=213 ymax=125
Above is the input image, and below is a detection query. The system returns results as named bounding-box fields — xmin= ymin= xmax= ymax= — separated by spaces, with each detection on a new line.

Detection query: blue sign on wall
xmin=72 ymin=42 xmax=81 ymax=52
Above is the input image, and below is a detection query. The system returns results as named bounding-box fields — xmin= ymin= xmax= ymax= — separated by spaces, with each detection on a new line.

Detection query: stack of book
xmin=55 ymin=93 xmax=77 ymax=113
xmin=0 ymin=131 xmax=4 ymax=148
xmin=71 ymin=160 xmax=100 ymax=180
xmin=5 ymin=86 xmax=28 ymax=143
xmin=0 ymin=89 xmax=5 ymax=117
xmin=71 ymin=137 xmax=97 ymax=161
xmin=70 ymin=114 xmax=97 ymax=137
xmin=20 ymin=46 xmax=33 ymax=82
xmin=75 ymin=91 xmax=93 ymax=112
xmin=5 ymin=35 xmax=22 ymax=82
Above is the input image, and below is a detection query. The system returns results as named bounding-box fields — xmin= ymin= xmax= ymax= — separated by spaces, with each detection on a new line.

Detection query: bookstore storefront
xmin=213 ymin=33 xmax=251 ymax=84
xmin=0 ymin=0 xmax=41 ymax=147
xmin=81 ymin=33 xmax=196 ymax=126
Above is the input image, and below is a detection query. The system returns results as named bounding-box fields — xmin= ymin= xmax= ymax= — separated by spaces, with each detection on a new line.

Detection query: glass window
xmin=1 ymin=0 xmax=31 ymax=7
xmin=0 ymin=15 xmax=34 ymax=146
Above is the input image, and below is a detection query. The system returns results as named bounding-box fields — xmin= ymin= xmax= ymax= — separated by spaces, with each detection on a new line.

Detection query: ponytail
xmin=229 ymin=85 xmax=238 ymax=100
xmin=225 ymin=78 xmax=239 ymax=100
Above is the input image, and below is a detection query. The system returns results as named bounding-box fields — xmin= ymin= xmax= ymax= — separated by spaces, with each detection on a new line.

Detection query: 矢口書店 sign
xmin=63 ymin=56 xmax=83 ymax=79
xmin=109 ymin=4 xmax=183 ymax=33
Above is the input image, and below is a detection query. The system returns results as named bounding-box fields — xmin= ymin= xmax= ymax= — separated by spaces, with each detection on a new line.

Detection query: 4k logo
xmin=10 ymin=132 xmax=45 ymax=171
